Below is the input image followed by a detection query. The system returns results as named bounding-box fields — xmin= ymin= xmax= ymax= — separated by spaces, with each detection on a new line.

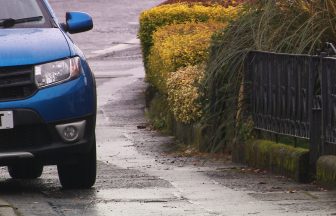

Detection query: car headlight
xmin=34 ymin=57 xmax=81 ymax=88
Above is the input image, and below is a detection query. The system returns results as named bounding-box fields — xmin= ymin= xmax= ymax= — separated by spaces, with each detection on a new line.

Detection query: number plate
xmin=0 ymin=111 xmax=14 ymax=129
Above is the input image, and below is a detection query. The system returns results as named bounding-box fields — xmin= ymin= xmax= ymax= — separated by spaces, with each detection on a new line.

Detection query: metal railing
xmin=246 ymin=50 xmax=336 ymax=164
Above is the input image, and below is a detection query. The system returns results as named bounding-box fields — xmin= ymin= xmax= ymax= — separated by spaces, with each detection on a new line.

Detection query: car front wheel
xmin=57 ymin=136 xmax=97 ymax=189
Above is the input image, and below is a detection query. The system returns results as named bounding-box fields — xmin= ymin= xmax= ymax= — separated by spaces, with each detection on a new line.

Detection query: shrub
xmin=138 ymin=3 xmax=239 ymax=69
xmin=167 ymin=65 xmax=205 ymax=124
xmin=204 ymin=0 xmax=336 ymax=152
xmin=147 ymin=21 xmax=226 ymax=93
xmin=160 ymin=0 xmax=248 ymax=7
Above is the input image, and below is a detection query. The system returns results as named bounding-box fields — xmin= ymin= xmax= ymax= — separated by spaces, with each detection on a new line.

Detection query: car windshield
xmin=0 ymin=0 xmax=49 ymax=28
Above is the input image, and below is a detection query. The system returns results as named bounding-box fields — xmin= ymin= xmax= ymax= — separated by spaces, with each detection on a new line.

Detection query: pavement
xmin=0 ymin=0 xmax=336 ymax=215
xmin=0 ymin=199 xmax=18 ymax=216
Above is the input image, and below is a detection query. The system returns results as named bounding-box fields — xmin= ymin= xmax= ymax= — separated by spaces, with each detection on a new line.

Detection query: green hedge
xmin=138 ymin=3 xmax=239 ymax=70
xmin=167 ymin=64 xmax=205 ymax=124
xmin=147 ymin=21 xmax=226 ymax=94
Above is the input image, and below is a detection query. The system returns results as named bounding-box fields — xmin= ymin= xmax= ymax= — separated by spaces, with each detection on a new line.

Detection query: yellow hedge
xmin=167 ymin=65 xmax=205 ymax=124
xmin=139 ymin=3 xmax=240 ymax=68
xmin=147 ymin=21 xmax=226 ymax=93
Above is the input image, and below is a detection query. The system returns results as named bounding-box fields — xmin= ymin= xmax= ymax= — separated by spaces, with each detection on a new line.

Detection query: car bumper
xmin=0 ymin=66 xmax=96 ymax=165
xmin=0 ymin=110 xmax=95 ymax=166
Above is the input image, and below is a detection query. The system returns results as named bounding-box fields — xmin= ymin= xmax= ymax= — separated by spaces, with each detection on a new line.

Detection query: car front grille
xmin=0 ymin=66 xmax=37 ymax=101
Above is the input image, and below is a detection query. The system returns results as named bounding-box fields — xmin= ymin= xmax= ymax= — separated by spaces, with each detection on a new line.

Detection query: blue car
xmin=0 ymin=0 xmax=97 ymax=189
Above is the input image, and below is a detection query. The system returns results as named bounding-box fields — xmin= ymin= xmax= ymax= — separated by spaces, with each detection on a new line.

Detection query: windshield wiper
xmin=0 ymin=16 xmax=43 ymax=28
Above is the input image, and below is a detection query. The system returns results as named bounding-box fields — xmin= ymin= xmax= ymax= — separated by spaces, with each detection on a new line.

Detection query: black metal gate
xmin=246 ymin=51 xmax=336 ymax=164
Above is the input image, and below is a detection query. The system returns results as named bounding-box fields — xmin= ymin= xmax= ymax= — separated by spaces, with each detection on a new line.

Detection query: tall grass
xmin=204 ymin=0 xmax=336 ymax=152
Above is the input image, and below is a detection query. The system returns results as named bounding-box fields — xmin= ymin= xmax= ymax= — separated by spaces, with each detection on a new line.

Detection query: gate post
xmin=308 ymin=54 xmax=326 ymax=169
xmin=309 ymin=105 xmax=321 ymax=168
xmin=320 ymin=52 xmax=328 ymax=156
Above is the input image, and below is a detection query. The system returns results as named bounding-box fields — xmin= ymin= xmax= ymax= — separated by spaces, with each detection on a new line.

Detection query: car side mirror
xmin=64 ymin=11 xmax=93 ymax=34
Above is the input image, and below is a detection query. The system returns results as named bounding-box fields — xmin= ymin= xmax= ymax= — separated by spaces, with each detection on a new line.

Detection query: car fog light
xmin=63 ymin=126 xmax=78 ymax=141
xmin=56 ymin=120 xmax=86 ymax=142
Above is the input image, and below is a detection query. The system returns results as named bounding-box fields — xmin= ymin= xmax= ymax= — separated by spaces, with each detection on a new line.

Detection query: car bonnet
xmin=0 ymin=28 xmax=71 ymax=67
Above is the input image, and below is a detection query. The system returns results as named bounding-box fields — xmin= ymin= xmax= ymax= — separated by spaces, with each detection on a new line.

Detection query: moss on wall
xmin=317 ymin=155 xmax=336 ymax=188
xmin=245 ymin=140 xmax=310 ymax=182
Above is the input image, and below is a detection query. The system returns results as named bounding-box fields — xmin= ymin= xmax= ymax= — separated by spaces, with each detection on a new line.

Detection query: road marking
xmin=128 ymin=22 xmax=139 ymax=25
xmin=87 ymin=38 xmax=140 ymax=59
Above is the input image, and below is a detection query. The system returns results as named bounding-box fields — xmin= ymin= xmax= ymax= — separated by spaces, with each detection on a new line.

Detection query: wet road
xmin=1 ymin=0 xmax=336 ymax=215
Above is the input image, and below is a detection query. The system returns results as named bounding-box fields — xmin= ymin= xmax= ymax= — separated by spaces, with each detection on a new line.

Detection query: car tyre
xmin=57 ymin=135 xmax=96 ymax=189
xmin=8 ymin=163 xmax=43 ymax=179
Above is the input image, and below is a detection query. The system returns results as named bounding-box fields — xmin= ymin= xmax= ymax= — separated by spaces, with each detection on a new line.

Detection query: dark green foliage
xmin=203 ymin=1 xmax=336 ymax=152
